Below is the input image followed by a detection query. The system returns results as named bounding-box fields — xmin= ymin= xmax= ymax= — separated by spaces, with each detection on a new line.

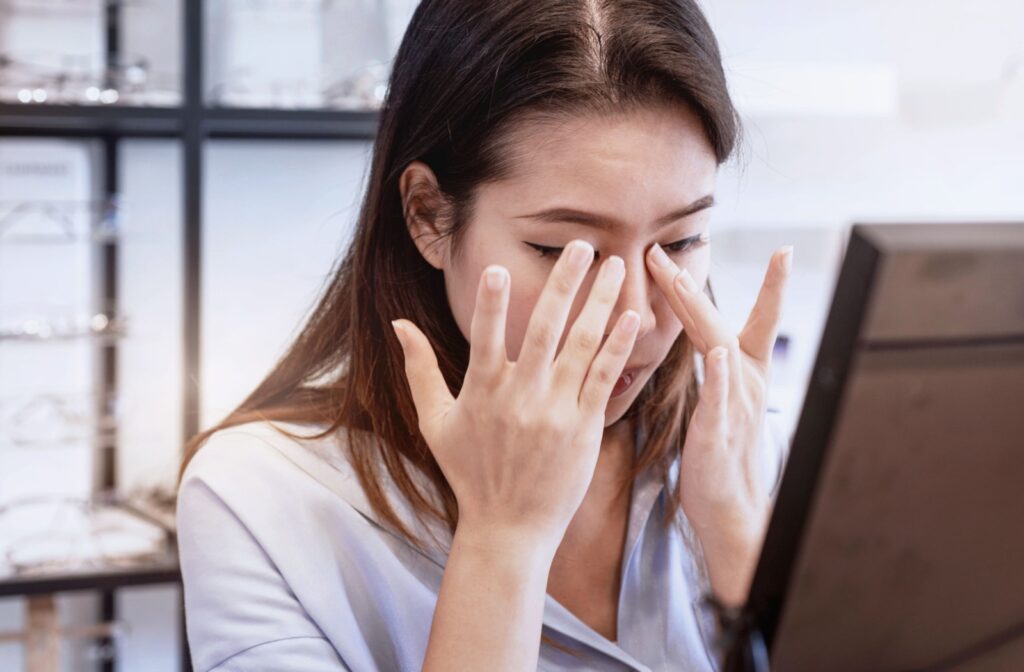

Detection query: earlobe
xmin=399 ymin=160 xmax=449 ymax=271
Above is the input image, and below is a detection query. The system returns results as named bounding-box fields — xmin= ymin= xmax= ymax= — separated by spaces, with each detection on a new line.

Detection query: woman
xmin=177 ymin=0 xmax=793 ymax=670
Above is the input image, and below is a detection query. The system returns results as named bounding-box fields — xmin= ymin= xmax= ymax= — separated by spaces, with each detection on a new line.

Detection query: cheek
xmin=445 ymin=262 xmax=492 ymax=344
xmin=503 ymin=283 xmax=542 ymax=362
xmin=656 ymin=299 xmax=684 ymax=332
xmin=445 ymin=257 xmax=548 ymax=362
xmin=504 ymin=269 xmax=592 ymax=362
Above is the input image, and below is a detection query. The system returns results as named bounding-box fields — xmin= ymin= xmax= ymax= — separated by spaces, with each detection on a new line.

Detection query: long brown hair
xmin=181 ymin=0 xmax=739 ymax=568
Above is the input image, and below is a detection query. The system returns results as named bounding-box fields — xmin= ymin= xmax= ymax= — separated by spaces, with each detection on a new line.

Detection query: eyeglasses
xmin=0 ymin=311 xmax=128 ymax=343
xmin=320 ymin=59 xmax=390 ymax=111
xmin=0 ymin=48 xmax=179 ymax=107
xmin=0 ymin=390 xmax=120 ymax=449
xmin=0 ymin=493 xmax=172 ymax=577
xmin=0 ymin=197 xmax=122 ymax=244
xmin=204 ymin=0 xmax=394 ymax=110
xmin=207 ymin=59 xmax=391 ymax=111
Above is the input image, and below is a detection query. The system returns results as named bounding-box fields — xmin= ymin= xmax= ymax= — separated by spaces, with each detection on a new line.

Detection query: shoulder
xmin=178 ymin=419 xmax=451 ymax=559
xmin=182 ymin=420 xmax=333 ymax=487
xmin=179 ymin=420 xmax=365 ymax=516
xmin=176 ymin=420 xmax=375 ymax=571
xmin=176 ymin=422 xmax=382 ymax=671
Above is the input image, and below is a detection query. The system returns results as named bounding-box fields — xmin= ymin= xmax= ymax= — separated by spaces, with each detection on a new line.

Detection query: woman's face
xmin=403 ymin=103 xmax=718 ymax=428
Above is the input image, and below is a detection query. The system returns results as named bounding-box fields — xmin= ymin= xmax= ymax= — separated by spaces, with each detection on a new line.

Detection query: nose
xmin=605 ymin=252 xmax=655 ymax=343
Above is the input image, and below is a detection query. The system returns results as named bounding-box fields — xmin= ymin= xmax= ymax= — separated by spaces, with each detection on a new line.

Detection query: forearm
xmin=422 ymin=526 xmax=556 ymax=672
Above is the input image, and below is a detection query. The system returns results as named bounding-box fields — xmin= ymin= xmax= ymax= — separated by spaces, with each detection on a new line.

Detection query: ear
xmin=399 ymin=160 xmax=451 ymax=271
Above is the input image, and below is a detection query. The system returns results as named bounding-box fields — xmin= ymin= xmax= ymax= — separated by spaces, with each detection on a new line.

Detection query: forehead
xmin=481 ymin=103 xmax=718 ymax=227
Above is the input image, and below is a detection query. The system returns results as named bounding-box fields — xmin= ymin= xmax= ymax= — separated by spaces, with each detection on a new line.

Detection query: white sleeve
xmin=177 ymin=470 xmax=352 ymax=672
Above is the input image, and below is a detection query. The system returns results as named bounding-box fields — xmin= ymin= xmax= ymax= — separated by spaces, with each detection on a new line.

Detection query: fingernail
xmin=675 ymin=268 xmax=699 ymax=294
xmin=391 ymin=320 xmax=406 ymax=347
xmin=621 ymin=310 xmax=639 ymax=332
xmin=568 ymin=240 xmax=593 ymax=270
xmin=485 ymin=266 xmax=507 ymax=290
xmin=780 ymin=246 xmax=794 ymax=273
xmin=649 ymin=243 xmax=671 ymax=268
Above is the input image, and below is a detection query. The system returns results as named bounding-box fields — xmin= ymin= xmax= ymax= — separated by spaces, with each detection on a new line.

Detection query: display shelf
xmin=0 ymin=2 xmax=382 ymax=669
xmin=0 ymin=102 xmax=379 ymax=139
xmin=0 ymin=548 xmax=181 ymax=600
xmin=203 ymin=106 xmax=379 ymax=139
xmin=0 ymin=103 xmax=182 ymax=138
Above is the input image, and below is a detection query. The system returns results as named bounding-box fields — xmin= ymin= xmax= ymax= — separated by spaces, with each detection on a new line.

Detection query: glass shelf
xmin=0 ymin=390 xmax=120 ymax=450
xmin=203 ymin=0 xmax=399 ymax=111
xmin=0 ymin=0 xmax=184 ymax=107
xmin=0 ymin=313 xmax=128 ymax=343
xmin=0 ymin=197 xmax=121 ymax=244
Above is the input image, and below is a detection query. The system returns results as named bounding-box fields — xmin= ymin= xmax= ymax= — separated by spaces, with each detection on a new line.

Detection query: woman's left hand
xmin=645 ymin=242 xmax=793 ymax=607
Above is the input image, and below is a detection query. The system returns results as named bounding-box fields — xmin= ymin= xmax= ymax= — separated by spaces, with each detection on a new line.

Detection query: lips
xmin=621 ymin=364 xmax=648 ymax=378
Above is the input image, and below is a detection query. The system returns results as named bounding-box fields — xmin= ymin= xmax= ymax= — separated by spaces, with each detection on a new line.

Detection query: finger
xmin=692 ymin=346 xmax=730 ymax=440
xmin=391 ymin=319 xmax=456 ymax=442
xmin=739 ymin=247 xmax=793 ymax=364
xmin=727 ymin=337 xmax=745 ymax=409
xmin=645 ymin=243 xmax=703 ymax=348
xmin=677 ymin=295 xmax=708 ymax=354
xmin=671 ymin=267 xmax=735 ymax=352
xmin=578 ymin=309 xmax=641 ymax=415
xmin=553 ymin=254 xmax=626 ymax=391
xmin=645 ymin=243 xmax=732 ymax=353
xmin=466 ymin=264 xmax=510 ymax=387
xmin=516 ymin=239 xmax=594 ymax=381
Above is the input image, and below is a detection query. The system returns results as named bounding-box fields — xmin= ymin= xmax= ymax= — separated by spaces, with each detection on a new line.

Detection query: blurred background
xmin=0 ymin=0 xmax=1020 ymax=669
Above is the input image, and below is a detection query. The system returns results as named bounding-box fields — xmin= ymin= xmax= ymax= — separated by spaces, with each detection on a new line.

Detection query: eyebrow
xmin=512 ymin=194 xmax=716 ymax=232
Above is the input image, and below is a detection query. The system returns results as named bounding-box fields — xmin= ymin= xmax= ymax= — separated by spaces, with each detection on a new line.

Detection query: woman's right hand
xmin=391 ymin=239 xmax=640 ymax=555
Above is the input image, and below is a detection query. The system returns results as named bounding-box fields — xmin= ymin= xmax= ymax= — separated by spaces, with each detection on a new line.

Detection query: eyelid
xmin=524 ymin=232 xmax=710 ymax=258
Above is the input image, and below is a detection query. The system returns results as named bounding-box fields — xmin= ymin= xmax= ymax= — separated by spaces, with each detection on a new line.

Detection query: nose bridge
xmin=609 ymin=252 xmax=654 ymax=334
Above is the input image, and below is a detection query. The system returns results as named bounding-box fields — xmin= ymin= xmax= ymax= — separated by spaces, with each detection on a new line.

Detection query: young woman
xmin=176 ymin=1 xmax=793 ymax=670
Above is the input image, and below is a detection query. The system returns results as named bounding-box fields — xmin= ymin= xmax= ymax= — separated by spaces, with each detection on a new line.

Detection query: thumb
xmin=391 ymin=319 xmax=456 ymax=440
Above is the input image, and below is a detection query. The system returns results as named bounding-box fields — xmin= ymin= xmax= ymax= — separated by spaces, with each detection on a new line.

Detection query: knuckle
xmin=593 ymin=364 xmax=617 ymax=387
xmin=569 ymin=326 xmax=600 ymax=354
xmin=526 ymin=322 xmax=558 ymax=351
xmin=492 ymin=406 xmax=514 ymax=432
xmin=552 ymin=271 xmax=577 ymax=296
xmin=506 ymin=405 xmax=530 ymax=431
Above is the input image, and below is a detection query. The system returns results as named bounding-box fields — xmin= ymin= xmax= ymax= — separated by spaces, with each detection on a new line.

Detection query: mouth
xmin=611 ymin=365 xmax=646 ymax=398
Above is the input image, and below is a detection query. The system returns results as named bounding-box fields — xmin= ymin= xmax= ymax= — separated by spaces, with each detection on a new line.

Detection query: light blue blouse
xmin=177 ymin=411 xmax=786 ymax=671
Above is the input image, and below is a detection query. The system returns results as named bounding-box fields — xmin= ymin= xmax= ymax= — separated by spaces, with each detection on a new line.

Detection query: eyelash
xmin=524 ymin=234 xmax=707 ymax=260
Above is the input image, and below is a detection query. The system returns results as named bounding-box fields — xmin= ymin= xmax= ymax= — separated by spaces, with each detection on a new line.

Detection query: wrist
xmin=698 ymin=521 xmax=766 ymax=608
xmin=452 ymin=521 xmax=561 ymax=574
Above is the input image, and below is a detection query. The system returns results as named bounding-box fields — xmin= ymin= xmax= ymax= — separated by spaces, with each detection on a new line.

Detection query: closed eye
xmin=524 ymin=232 xmax=709 ymax=260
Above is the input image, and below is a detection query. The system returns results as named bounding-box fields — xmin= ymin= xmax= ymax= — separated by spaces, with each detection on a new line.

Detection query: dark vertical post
xmin=98 ymin=1 xmax=121 ymax=670
xmin=180 ymin=0 xmax=203 ymax=670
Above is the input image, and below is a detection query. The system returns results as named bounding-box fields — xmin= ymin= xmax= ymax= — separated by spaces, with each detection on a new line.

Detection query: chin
xmin=603 ymin=393 xmax=639 ymax=427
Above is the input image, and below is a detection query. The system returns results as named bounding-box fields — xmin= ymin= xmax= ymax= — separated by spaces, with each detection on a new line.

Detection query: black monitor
xmin=724 ymin=222 xmax=1024 ymax=672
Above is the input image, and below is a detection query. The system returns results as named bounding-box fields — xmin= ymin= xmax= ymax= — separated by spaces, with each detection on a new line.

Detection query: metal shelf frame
xmin=0 ymin=1 xmax=380 ymax=670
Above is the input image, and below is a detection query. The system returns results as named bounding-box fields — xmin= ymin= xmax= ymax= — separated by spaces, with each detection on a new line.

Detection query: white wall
xmin=701 ymin=0 xmax=1024 ymax=434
